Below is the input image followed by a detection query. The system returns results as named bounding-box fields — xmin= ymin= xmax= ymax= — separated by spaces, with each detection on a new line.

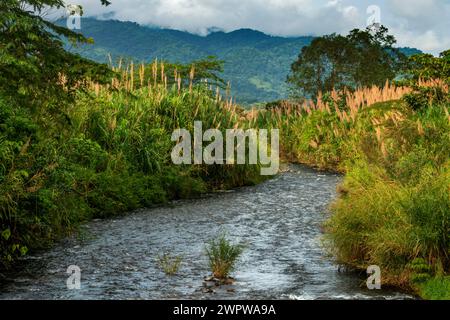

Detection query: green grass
xmin=329 ymin=104 xmax=449 ymax=295
xmin=419 ymin=276 xmax=450 ymax=300
xmin=156 ymin=253 xmax=183 ymax=276
xmin=205 ymin=233 xmax=244 ymax=279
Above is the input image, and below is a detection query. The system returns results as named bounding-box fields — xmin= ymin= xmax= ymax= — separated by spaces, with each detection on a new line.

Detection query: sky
xmin=61 ymin=0 xmax=450 ymax=55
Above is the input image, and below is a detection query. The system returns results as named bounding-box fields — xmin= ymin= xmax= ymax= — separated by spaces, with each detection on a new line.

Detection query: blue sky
xmin=65 ymin=0 xmax=450 ymax=54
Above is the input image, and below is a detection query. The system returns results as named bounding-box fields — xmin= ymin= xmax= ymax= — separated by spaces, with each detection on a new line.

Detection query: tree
xmin=287 ymin=25 xmax=406 ymax=99
xmin=401 ymin=50 xmax=450 ymax=111
xmin=347 ymin=26 xmax=405 ymax=88
xmin=404 ymin=50 xmax=450 ymax=83
xmin=0 ymin=0 xmax=112 ymax=106
xmin=287 ymin=34 xmax=356 ymax=98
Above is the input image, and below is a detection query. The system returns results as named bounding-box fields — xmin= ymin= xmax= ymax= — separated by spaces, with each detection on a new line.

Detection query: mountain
xmin=59 ymin=18 xmax=312 ymax=104
xmin=60 ymin=18 xmax=422 ymax=104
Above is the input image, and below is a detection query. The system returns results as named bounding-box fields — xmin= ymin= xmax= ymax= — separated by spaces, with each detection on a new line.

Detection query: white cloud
xmin=389 ymin=0 xmax=439 ymax=18
xmin=67 ymin=0 xmax=450 ymax=54
xmin=395 ymin=29 xmax=450 ymax=53
xmin=384 ymin=0 xmax=450 ymax=54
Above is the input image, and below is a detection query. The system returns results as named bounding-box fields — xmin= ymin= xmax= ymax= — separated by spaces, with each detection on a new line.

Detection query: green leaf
xmin=1 ymin=229 xmax=11 ymax=241
xmin=20 ymin=246 xmax=29 ymax=256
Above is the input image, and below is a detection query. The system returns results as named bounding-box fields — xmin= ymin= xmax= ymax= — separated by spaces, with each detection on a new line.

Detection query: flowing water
xmin=0 ymin=165 xmax=412 ymax=300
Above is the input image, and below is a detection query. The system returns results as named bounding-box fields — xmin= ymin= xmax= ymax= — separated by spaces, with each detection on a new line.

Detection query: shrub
xmin=403 ymin=86 xmax=449 ymax=111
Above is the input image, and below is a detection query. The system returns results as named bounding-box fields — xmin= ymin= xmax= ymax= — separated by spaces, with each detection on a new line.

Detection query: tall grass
xmin=205 ymin=233 xmax=244 ymax=280
xmin=249 ymin=78 xmax=449 ymax=296
xmin=253 ymin=80 xmax=448 ymax=171
xmin=0 ymin=61 xmax=265 ymax=268
xmin=156 ymin=253 xmax=183 ymax=276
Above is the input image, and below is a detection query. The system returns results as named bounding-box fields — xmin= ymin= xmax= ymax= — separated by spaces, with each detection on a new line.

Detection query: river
xmin=0 ymin=165 xmax=412 ymax=300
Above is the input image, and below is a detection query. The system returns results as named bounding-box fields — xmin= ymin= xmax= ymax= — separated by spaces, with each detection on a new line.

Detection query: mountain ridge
xmin=62 ymin=18 xmax=422 ymax=104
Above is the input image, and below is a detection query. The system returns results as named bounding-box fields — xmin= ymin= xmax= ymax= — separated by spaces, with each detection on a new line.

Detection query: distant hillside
xmin=61 ymin=18 xmax=422 ymax=104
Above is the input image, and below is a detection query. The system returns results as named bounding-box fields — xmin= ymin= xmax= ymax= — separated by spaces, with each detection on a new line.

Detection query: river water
xmin=0 ymin=165 xmax=412 ymax=300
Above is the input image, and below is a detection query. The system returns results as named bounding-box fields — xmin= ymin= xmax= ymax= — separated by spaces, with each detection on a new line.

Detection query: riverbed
xmin=0 ymin=165 xmax=412 ymax=300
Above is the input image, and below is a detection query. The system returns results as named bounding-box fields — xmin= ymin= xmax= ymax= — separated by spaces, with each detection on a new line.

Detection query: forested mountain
xmin=60 ymin=18 xmax=421 ymax=104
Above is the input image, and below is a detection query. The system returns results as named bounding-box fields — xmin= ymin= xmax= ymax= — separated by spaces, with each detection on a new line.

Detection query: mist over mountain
xmin=62 ymin=18 xmax=422 ymax=104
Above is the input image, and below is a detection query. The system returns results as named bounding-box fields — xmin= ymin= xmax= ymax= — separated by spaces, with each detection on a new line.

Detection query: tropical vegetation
xmin=0 ymin=0 xmax=448 ymax=300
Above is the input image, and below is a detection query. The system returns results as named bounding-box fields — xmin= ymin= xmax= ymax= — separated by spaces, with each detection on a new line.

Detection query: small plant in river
xmin=156 ymin=253 xmax=183 ymax=276
xmin=205 ymin=233 xmax=244 ymax=280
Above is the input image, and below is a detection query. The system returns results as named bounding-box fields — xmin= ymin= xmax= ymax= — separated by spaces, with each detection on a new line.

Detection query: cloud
xmin=67 ymin=0 xmax=450 ymax=54
xmin=383 ymin=0 xmax=450 ymax=54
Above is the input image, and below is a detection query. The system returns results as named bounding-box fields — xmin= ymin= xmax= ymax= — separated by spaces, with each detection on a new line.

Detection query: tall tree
xmin=287 ymin=26 xmax=406 ymax=99
xmin=0 ymin=0 xmax=112 ymax=106
xmin=347 ymin=26 xmax=405 ymax=88
xmin=287 ymin=34 xmax=356 ymax=98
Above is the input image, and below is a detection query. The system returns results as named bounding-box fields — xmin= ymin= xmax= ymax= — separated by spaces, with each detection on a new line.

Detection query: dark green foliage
xmin=403 ymin=85 xmax=449 ymax=111
xmin=405 ymin=50 xmax=450 ymax=83
xmin=0 ymin=0 xmax=114 ymax=267
xmin=0 ymin=1 xmax=266 ymax=269
xmin=287 ymin=26 xmax=406 ymax=98
xmin=347 ymin=26 xmax=405 ymax=88
xmin=401 ymin=50 xmax=450 ymax=111
xmin=0 ymin=1 xmax=112 ymax=107
xmin=288 ymin=34 xmax=355 ymax=98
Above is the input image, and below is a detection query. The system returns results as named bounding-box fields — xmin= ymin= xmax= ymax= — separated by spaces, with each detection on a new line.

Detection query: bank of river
xmin=0 ymin=165 xmax=413 ymax=299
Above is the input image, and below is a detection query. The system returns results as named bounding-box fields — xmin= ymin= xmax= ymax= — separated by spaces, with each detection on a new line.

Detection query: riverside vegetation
xmin=0 ymin=0 xmax=266 ymax=270
xmin=255 ymin=53 xmax=450 ymax=298
xmin=254 ymin=29 xmax=449 ymax=299
xmin=0 ymin=59 xmax=268 ymax=268
xmin=1 ymin=0 xmax=449 ymax=300
xmin=263 ymin=80 xmax=449 ymax=299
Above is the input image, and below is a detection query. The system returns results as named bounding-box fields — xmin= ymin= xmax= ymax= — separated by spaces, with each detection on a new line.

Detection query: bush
xmin=403 ymin=86 xmax=449 ymax=111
